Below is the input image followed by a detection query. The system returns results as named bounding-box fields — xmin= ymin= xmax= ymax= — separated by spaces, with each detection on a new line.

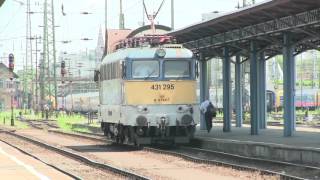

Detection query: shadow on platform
xmin=194 ymin=124 xmax=320 ymax=166
xmin=195 ymin=124 xmax=320 ymax=148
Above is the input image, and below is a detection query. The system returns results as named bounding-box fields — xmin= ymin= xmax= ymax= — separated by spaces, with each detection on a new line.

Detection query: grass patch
xmin=0 ymin=110 xmax=29 ymax=129
xmin=71 ymin=127 xmax=91 ymax=133
xmin=57 ymin=114 xmax=88 ymax=132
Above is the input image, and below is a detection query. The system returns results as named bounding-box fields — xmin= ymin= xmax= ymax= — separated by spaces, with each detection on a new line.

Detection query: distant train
xmin=58 ymin=92 xmax=99 ymax=113
xmin=209 ymin=88 xmax=320 ymax=113
xmin=271 ymin=89 xmax=320 ymax=111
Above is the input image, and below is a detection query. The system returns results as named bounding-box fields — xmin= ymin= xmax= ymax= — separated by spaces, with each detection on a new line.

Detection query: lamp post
xmin=8 ymin=53 xmax=15 ymax=126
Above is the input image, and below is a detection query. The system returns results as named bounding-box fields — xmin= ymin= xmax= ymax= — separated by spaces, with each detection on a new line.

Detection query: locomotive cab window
xmin=94 ymin=70 xmax=100 ymax=82
xmin=164 ymin=60 xmax=191 ymax=78
xmin=132 ymin=60 xmax=159 ymax=79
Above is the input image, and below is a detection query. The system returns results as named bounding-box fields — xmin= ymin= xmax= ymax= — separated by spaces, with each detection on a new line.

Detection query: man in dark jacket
xmin=200 ymin=100 xmax=217 ymax=133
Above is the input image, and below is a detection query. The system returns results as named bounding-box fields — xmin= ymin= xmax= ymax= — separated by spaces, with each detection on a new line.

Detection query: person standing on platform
xmin=44 ymin=104 xmax=49 ymax=120
xmin=200 ymin=100 xmax=217 ymax=133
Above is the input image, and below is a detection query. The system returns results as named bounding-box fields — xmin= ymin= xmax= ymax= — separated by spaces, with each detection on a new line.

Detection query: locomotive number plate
xmin=150 ymin=83 xmax=175 ymax=90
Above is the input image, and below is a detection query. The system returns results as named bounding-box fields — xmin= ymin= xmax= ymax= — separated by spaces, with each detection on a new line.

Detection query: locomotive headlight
xmin=176 ymin=105 xmax=190 ymax=113
xmin=155 ymin=48 xmax=166 ymax=58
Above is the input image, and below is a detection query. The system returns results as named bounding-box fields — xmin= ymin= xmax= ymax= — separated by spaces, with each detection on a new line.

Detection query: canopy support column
xmin=199 ymin=53 xmax=209 ymax=130
xmin=250 ymin=41 xmax=259 ymax=135
xmin=258 ymin=51 xmax=267 ymax=129
xmin=223 ymin=47 xmax=231 ymax=132
xmin=235 ymin=54 xmax=243 ymax=127
xmin=283 ymin=32 xmax=296 ymax=137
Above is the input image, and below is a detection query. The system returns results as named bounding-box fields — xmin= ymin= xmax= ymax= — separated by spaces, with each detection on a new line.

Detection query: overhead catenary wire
xmin=0 ymin=5 xmax=23 ymax=35
xmin=154 ymin=0 xmax=165 ymax=19
xmin=0 ymin=36 xmax=26 ymax=41
xmin=143 ymin=0 xmax=166 ymax=33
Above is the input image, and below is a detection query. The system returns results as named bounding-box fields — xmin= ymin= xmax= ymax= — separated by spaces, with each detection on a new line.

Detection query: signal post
xmin=61 ymin=60 xmax=66 ymax=111
xmin=8 ymin=53 xmax=15 ymax=126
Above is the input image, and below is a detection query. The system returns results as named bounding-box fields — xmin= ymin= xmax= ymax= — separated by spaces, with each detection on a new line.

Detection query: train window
xmin=114 ymin=63 xmax=116 ymax=79
xmin=107 ymin=64 xmax=111 ymax=80
xmin=0 ymin=80 xmax=4 ymax=88
xmin=132 ymin=60 xmax=159 ymax=79
xmin=113 ymin=63 xmax=115 ymax=79
xmin=116 ymin=62 xmax=121 ymax=78
xmin=113 ymin=63 xmax=116 ymax=79
xmin=119 ymin=62 xmax=122 ymax=78
xmin=101 ymin=65 xmax=104 ymax=80
xmin=94 ymin=70 xmax=100 ymax=82
xmin=110 ymin=63 xmax=113 ymax=79
xmin=100 ymin=66 xmax=103 ymax=81
xmin=104 ymin=64 xmax=107 ymax=80
xmin=121 ymin=61 xmax=126 ymax=79
xmin=304 ymin=95 xmax=314 ymax=102
xmin=107 ymin=64 xmax=109 ymax=79
xmin=114 ymin=63 xmax=117 ymax=79
xmin=111 ymin=63 xmax=113 ymax=79
xmin=164 ymin=60 xmax=190 ymax=78
xmin=116 ymin=62 xmax=119 ymax=78
xmin=100 ymin=62 xmax=123 ymax=80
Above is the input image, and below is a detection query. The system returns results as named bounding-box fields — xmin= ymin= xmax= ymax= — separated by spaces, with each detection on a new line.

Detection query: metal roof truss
xmin=182 ymin=8 xmax=320 ymax=59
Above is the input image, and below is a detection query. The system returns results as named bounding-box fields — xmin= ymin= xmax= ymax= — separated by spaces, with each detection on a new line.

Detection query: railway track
xmin=15 ymin=120 xmax=320 ymax=179
xmin=47 ymin=130 xmax=320 ymax=180
xmin=23 ymin=119 xmax=59 ymax=130
xmin=0 ymin=129 xmax=149 ymax=180
xmin=2 ymin=128 xmax=277 ymax=179
xmin=144 ymin=147 xmax=320 ymax=180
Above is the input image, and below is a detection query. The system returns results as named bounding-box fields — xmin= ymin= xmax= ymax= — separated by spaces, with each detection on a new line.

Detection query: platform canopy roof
xmin=168 ymin=0 xmax=320 ymax=59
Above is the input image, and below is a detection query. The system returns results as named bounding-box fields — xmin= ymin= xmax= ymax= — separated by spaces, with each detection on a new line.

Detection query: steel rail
xmin=48 ymin=130 xmax=319 ymax=180
xmin=25 ymin=121 xmax=43 ymax=130
xmin=2 ymin=130 xmax=149 ymax=180
xmin=143 ymin=147 xmax=307 ymax=180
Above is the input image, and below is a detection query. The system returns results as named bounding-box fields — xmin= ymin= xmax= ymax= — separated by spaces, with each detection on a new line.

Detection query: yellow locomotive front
xmin=122 ymin=47 xmax=199 ymax=144
xmin=98 ymin=42 xmax=199 ymax=145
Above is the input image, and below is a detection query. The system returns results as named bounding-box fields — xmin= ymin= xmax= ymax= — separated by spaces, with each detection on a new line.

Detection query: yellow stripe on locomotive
xmin=124 ymin=81 xmax=197 ymax=105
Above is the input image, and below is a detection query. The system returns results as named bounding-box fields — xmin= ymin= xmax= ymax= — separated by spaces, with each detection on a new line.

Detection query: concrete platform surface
xmin=0 ymin=141 xmax=72 ymax=180
xmin=195 ymin=124 xmax=320 ymax=149
xmin=194 ymin=124 xmax=320 ymax=166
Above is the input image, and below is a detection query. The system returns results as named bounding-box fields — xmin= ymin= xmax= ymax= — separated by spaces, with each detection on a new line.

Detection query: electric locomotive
xmin=95 ymin=36 xmax=199 ymax=145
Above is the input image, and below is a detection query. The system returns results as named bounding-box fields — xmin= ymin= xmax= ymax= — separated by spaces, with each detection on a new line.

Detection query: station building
xmin=0 ymin=63 xmax=20 ymax=110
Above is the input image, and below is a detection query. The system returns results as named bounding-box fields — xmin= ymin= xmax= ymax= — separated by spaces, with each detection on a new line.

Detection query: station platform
xmin=0 ymin=140 xmax=72 ymax=180
xmin=194 ymin=124 xmax=320 ymax=166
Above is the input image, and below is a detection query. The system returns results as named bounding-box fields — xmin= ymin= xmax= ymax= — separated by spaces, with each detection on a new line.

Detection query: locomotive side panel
xmin=99 ymin=79 xmax=124 ymax=124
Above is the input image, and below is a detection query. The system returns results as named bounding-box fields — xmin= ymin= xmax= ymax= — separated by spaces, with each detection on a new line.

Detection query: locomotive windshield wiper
xmin=173 ymin=74 xmax=189 ymax=80
xmin=144 ymin=70 xmax=156 ymax=80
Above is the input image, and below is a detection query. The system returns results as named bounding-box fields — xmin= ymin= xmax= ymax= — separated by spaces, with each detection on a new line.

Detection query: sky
xmin=0 ymin=0 xmax=264 ymax=70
